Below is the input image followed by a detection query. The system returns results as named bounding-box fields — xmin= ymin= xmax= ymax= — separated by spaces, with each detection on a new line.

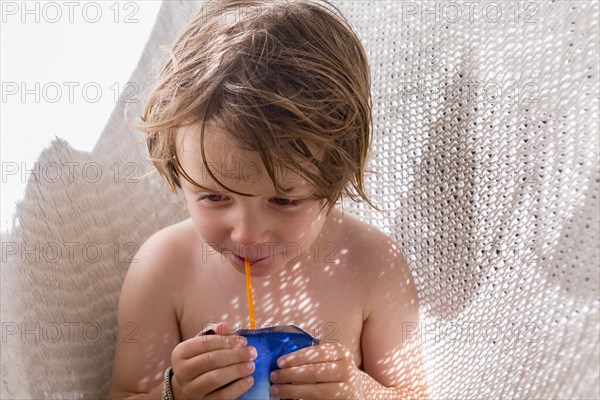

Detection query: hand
xmin=269 ymin=343 xmax=362 ymax=400
xmin=170 ymin=322 xmax=258 ymax=399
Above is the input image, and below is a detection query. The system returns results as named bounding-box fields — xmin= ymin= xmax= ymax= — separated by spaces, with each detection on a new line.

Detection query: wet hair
xmin=135 ymin=0 xmax=378 ymax=213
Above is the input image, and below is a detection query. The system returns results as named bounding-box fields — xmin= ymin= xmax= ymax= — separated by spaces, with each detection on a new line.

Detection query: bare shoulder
xmin=337 ymin=212 xmax=427 ymax=394
xmin=337 ymin=210 xmax=418 ymax=321
xmin=108 ymin=218 xmax=195 ymax=396
xmin=140 ymin=217 xmax=196 ymax=254
xmin=141 ymin=218 xmax=197 ymax=266
xmin=126 ymin=218 xmax=195 ymax=293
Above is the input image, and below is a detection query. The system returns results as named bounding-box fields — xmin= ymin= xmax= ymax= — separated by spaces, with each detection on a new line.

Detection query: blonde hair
xmin=135 ymin=0 xmax=378 ymax=213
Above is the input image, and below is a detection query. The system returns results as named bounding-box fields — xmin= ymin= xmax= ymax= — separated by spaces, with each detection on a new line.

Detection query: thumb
xmin=214 ymin=321 xmax=230 ymax=335
xmin=197 ymin=321 xmax=230 ymax=336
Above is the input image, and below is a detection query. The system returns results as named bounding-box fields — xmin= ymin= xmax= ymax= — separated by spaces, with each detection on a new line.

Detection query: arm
xmin=268 ymin=231 xmax=430 ymax=400
xmin=358 ymin=233 xmax=430 ymax=399
xmin=107 ymin=229 xmax=183 ymax=399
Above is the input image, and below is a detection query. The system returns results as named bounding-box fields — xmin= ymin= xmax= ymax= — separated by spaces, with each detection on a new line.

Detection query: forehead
xmin=176 ymin=124 xmax=314 ymax=195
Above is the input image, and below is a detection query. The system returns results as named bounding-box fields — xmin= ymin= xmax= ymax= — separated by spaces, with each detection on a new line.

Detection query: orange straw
xmin=244 ymin=258 xmax=256 ymax=330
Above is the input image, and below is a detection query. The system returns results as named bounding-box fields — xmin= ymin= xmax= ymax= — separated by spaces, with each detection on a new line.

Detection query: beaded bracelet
xmin=161 ymin=367 xmax=175 ymax=400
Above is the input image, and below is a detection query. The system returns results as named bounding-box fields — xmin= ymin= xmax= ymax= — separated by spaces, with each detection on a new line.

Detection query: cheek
xmin=188 ymin=208 xmax=223 ymax=236
xmin=186 ymin=204 xmax=202 ymax=224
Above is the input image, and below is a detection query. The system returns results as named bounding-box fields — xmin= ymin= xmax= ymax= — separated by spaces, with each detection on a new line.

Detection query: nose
xmin=229 ymin=209 xmax=271 ymax=249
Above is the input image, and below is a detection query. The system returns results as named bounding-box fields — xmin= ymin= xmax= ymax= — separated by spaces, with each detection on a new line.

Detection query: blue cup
xmin=235 ymin=325 xmax=319 ymax=400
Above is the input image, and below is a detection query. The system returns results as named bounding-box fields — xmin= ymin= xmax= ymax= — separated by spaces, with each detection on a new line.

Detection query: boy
xmin=108 ymin=0 xmax=428 ymax=398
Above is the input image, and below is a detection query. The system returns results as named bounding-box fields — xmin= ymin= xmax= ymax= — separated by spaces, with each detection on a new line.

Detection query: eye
xmin=271 ymin=198 xmax=301 ymax=207
xmin=197 ymin=193 xmax=227 ymax=203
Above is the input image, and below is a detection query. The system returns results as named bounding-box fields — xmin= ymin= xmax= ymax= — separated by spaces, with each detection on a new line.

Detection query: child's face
xmin=177 ymin=124 xmax=331 ymax=277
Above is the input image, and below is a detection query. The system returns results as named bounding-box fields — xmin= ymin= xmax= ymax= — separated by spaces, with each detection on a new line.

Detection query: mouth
xmin=232 ymin=253 xmax=268 ymax=266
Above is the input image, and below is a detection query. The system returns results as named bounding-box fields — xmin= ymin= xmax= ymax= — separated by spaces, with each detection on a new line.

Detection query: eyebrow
xmin=188 ymin=182 xmax=299 ymax=197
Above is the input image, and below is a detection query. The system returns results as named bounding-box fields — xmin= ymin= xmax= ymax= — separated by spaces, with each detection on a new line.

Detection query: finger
xmin=277 ymin=343 xmax=350 ymax=368
xmin=213 ymin=321 xmax=230 ymax=335
xmin=270 ymin=361 xmax=349 ymax=384
xmin=205 ymin=375 xmax=254 ymax=400
xmin=184 ymin=344 xmax=257 ymax=377
xmin=189 ymin=355 xmax=256 ymax=396
xmin=178 ymin=334 xmax=248 ymax=360
xmin=197 ymin=323 xmax=218 ymax=336
xmin=196 ymin=322 xmax=235 ymax=336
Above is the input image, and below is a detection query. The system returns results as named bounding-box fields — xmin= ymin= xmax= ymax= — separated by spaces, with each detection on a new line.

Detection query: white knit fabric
xmin=1 ymin=1 xmax=598 ymax=398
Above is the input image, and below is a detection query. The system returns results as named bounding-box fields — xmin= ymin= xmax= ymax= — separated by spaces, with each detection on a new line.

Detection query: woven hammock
xmin=1 ymin=1 xmax=598 ymax=398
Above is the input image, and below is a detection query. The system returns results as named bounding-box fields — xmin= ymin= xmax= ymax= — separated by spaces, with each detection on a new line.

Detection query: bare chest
xmin=177 ymin=263 xmax=366 ymax=368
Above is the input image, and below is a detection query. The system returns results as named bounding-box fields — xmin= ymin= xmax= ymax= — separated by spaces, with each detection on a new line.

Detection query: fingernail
xmin=277 ymin=358 xmax=285 ymax=367
xmin=249 ymin=346 xmax=257 ymax=358
xmin=270 ymin=371 xmax=278 ymax=382
xmin=270 ymin=385 xmax=279 ymax=395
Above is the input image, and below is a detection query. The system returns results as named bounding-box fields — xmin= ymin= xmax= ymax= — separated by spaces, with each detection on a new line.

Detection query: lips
xmin=232 ymin=253 xmax=267 ymax=266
